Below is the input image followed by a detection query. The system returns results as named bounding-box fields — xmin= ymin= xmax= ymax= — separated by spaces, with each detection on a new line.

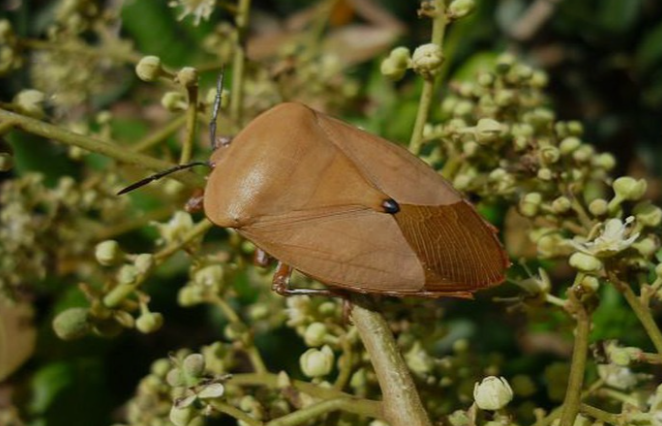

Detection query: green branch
xmin=0 ymin=109 xmax=205 ymax=188
xmin=409 ymin=0 xmax=448 ymax=155
xmin=559 ymin=288 xmax=592 ymax=426
xmin=350 ymin=296 xmax=431 ymax=426
xmin=608 ymin=272 xmax=662 ymax=354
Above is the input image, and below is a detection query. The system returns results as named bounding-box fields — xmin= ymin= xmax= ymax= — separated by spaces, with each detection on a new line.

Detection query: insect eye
xmin=381 ymin=199 xmax=400 ymax=214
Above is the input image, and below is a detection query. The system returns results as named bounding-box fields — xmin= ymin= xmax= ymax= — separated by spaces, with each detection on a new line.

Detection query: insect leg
xmin=185 ymin=188 xmax=205 ymax=213
xmin=271 ymin=262 xmax=337 ymax=297
xmin=254 ymin=249 xmax=271 ymax=267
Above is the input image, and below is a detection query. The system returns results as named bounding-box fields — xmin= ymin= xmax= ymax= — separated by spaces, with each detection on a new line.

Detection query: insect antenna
xmin=117 ymin=161 xmax=210 ymax=195
xmin=209 ymin=67 xmax=226 ymax=150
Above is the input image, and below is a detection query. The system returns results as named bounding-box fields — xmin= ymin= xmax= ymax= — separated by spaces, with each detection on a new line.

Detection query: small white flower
xmin=169 ymin=0 xmax=215 ymax=25
xmin=570 ymin=217 xmax=639 ymax=257
xmin=473 ymin=376 xmax=513 ymax=411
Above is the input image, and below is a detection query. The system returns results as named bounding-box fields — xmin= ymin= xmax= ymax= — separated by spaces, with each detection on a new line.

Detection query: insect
xmin=121 ymin=103 xmax=509 ymax=298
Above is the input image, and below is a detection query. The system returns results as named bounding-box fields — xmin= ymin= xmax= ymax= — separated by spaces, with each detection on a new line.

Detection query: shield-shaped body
xmin=204 ymin=103 xmax=508 ymax=297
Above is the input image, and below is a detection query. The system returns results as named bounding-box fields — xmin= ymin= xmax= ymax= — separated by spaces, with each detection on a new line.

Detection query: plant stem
xmin=608 ymin=272 xmax=662 ymax=354
xmin=409 ymin=0 xmax=448 ymax=155
xmin=579 ymin=404 xmax=621 ymax=425
xmin=559 ymin=288 xmax=591 ymax=426
xmin=20 ymin=38 xmax=142 ymax=64
xmin=132 ymin=114 xmax=187 ymax=152
xmin=266 ymin=398 xmax=380 ymax=426
xmin=153 ymin=219 xmax=214 ymax=261
xmin=0 ymin=109 xmax=205 ymax=188
xmin=350 ymin=296 xmax=431 ymax=426
xmin=231 ymin=372 xmax=383 ymax=418
xmin=211 ymin=295 xmax=267 ymax=374
xmin=230 ymin=0 xmax=252 ymax=125
xmin=180 ymin=84 xmax=199 ymax=164
xmin=210 ymin=401 xmax=263 ymax=426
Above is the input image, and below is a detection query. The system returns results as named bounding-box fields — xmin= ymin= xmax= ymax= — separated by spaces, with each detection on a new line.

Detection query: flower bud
xmin=572 ymin=144 xmax=594 ymax=163
xmin=537 ymin=167 xmax=553 ymax=181
xmin=117 ymin=264 xmax=140 ymax=285
xmin=593 ymin=153 xmax=616 ymax=171
xmin=569 ymin=252 xmax=603 ymax=272
xmin=473 ymin=376 xmax=513 ymax=410
xmin=632 ymin=236 xmax=659 ymax=258
xmin=300 ymin=346 xmax=334 ymax=377
xmin=14 ymin=89 xmax=45 ymax=118
xmin=551 ymin=196 xmax=571 ymax=214
xmin=95 ymin=240 xmax=124 ymax=266
xmin=161 ymin=91 xmax=187 ymax=112
xmin=175 ymin=67 xmax=198 ymax=88
xmin=53 ymin=308 xmax=91 ymax=340
xmin=304 ymin=322 xmax=329 ymax=347
xmin=633 ymin=202 xmax=662 ymax=227
xmin=475 ymin=118 xmax=502 ymax=144
xmin=539 ymin=146 xmax=560 ymax=164
xmin=411 ymin=43 xmax=444 ymax=79
xmin=495 ymin=53 xmax=515 ymax=74
xmin=559 ymin=137 xmax=581 ymax=155
xmin=477 ymin=73 xmax=494 ymax=87
xmin=448 ymin=0 xmax=475 ymax=19
xmin=613 ymin=177 xmax=647 ymax=201
xmin=530 ymin=70 xmax=548 ymax=88
xmin=588 ymin=199 xmax=608 ymax=216
xmin=136 ymin=311 xmax=164 ymax=333
xmin=381 ymin=47 xmax=411 ymax=81
xmin=178 ymin=286 xmax=205 ymax=307
xmin=194 ymin=265 xmax=224 ymax=287
xmin=169 ymin=405 xmax=197 ymax=426
xmin=151 ymin=359 xmax=171 ymax=378
xmin=462 ymin=141 xmax=479 ymax=156
xmin=134 ymin=253 xmax=155 ymax=275
xmin=156 ymin=212 xmax=194 ymax=243
xmin=135 ymin=56 xmax=163 ymax=82
xmin=183 ymin=353 xmax=206 ymax=378
xmin=380 ymin=58 xmax=406 ymax=81
xmin=519 ymin=192 xmax=542 ymax=217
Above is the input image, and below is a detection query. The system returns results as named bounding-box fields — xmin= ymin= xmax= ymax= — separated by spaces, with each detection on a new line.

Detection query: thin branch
xmin=409 ymin=0 xmax=448 ymax=155
xmin=559 ymin=288 xmax=591 ymax=426
xmin=350 ymin=296 xmax=431 ymax=426
xmin=0 ymin=109 xmax=205 ymax=189
xmin=229 ymin=0 xmax=252 ymax=125
xmin=608 ymin=272 xmax=662 ymax=354
xmin=266 ymin=398 xmax=380 ymax=426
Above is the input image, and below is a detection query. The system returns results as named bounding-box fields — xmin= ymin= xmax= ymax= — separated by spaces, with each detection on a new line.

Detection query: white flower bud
xmin=551 ymin=196 xmax=571 ymax=214
xmin=473 ymin=376 xmax=513 ymax=410
xmin=634 ymin=202 xmax=662 ymax=227
xmin=135 ymin=56 xmax=163 ymax=82
xmin=519 ymin=192 xmax=542 ymax=217
xmin=588 ymin=199 xmax=608 ymax=216
xmin=161 ymin=91 xmax=187 ymax=112
xmin=95 ymin=240 xmax=124 ymax=266
xmin=474 ymin=118 xmax=502 ymax=144
xmin=411 ymin=43 xmax=444 ymax=79
xmin=175 ymin=66 xmax=198 ymax=88
xmin=136 ymin=312 xmax=164 ymax=333
xmin=117 ymin=264 xmax=140 ymax=285
xmin=303 ymin=322 xmax=328 ymax=347
xmin=14 ymin=89 xmax=45 ymax=118
xmin=300 ymin=345 xmax=334 ymax=378
xmin=613 ymin=177 xmax=647 ymax=201
xmin=569 ymin=252 xmax=603 ymax=272
xmin=448 ymin=0 xmax=475 ymax=19
xmin=559 ymin=137 xmax=581 ymax=155
xmin=134 ymin=253 xmax=155 ymax=275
